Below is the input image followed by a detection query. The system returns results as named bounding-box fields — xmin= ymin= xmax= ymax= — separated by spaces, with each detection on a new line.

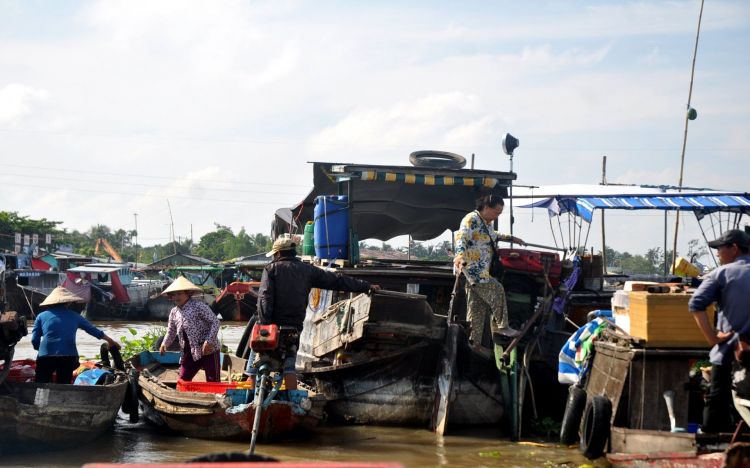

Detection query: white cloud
xmin=0 ymin=83 xmax=49 ymax=124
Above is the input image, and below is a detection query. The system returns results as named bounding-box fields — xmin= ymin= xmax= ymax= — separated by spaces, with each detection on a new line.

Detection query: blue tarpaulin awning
xmin=520 ymin=192 xmax=750 ymax=223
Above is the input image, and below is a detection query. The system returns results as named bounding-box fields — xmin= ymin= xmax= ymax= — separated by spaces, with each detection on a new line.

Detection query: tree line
xmin=0 ymin=211 xmax=271 ymax=264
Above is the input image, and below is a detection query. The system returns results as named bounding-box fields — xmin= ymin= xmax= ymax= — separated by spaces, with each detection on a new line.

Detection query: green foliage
xmin=0 ymin=211 xmax=64 ymax=250
xmin=119 ymin=326 xmax=167 ymax=360
xmin=194 ymin=224 xmax=271 ymax=261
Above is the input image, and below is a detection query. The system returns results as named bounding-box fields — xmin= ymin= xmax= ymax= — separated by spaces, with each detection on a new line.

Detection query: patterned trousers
xmin=465 ymin=279 xmax=509 ymax=346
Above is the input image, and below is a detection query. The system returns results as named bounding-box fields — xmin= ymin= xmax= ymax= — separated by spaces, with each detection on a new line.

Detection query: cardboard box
xmin=627 ymin=292 xmax=714 ymax=348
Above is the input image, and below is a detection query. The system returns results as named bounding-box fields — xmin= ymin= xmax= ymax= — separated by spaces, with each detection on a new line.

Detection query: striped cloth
xmin=358 ymin=170 xmax=499 ymax=187
xmin=558 ymin=317 xmax=608 ymax=385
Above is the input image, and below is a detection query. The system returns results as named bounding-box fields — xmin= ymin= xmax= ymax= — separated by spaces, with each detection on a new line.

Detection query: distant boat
xmin=65 ymin=263 xmax=167 ymax=320
xmin=211 ymin=281 xmax=260 ymax=321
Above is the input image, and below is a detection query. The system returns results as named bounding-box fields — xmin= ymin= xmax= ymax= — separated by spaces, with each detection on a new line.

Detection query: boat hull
xmin=0 ymin=379 xmax=127 ymax=453
xmin=311 ymin=340 xmax=504 ymax=426
xmin=133 ymin=353 xmax=323 ymax=441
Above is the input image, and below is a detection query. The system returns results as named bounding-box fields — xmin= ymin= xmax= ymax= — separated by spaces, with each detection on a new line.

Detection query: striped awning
xmin=521 ymin=193 xmax=750 ymax=222
xmin=357 ymin=170 xmax=499 ymax=188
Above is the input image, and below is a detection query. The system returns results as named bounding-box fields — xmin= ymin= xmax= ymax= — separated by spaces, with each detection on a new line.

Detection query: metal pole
xmin=509 ymin=154 xmax=514 ymax=247
xmin=601 ymin=156 xmax=607 ymax=275
xmin=664 ymin=212 xmax=668 ymax=276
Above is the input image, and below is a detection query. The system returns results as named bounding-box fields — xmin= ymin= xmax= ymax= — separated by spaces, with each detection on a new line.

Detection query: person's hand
xmin=105 ymin=336 xmax=120 ymax=350
xmin=715 ymin=331 xmax=734 ymax=346
xmin=369 ymin=285 xmax=381 ymax=294
xmin=202 ymin=341 xmax=214 ymax=355
xmin=159 ymin=344 xmax=167 ymax=355
xmin=453 ymin=256 xmax=464 ymax=272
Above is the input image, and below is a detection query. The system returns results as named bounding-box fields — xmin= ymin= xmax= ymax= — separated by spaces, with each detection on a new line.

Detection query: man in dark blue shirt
xmin=689 ymin=229 xmax=750 ymax=433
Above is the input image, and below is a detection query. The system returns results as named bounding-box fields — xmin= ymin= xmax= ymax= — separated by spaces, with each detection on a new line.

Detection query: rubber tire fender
xmin=109 ymin=346 xmax=125 ymax=371
xmin=123 ymin=368 xmax=140 ymax=423
xmin=236 ymin=316 xmax=257 ymax=359
xmin=579 ymin=395 xmax=612 ymax=460
xmin=409 ymin=150 xmax=466 ymax=169
xmin=559 ymin=384 xmax=587 ymax=445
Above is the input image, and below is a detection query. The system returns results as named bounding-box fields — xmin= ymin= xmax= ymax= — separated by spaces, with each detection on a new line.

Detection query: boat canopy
xmin=523 ymin=193 xmax=750 ymax=223
xmin=67 ymin=265 xmax=123 ymax=274
xmin=279 ymin=162 xmax=515 ymax=241
xmin=518 ymin=185 xmax=750 ymax=222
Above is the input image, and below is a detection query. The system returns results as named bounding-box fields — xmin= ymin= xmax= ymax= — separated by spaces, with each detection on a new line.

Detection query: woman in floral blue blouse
xmin=453 ymin=194 xmax=525 ymax=350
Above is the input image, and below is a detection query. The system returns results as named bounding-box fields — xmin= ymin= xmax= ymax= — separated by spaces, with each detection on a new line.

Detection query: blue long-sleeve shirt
xmin=689 ymin=254 xmax=750 ymax=365
xmin=31 ymin=306 xmax=105 ymax=357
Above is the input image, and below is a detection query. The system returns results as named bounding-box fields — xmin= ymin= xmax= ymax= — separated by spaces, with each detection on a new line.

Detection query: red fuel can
xmin=250 ymin=323 xmax=279 ymax=351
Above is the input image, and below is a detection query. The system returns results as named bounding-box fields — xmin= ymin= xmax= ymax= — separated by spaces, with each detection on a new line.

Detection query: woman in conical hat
xmin=159 ymin=276 xmax=221 ymax=382
xmin=31 ymin=286 xmax=120 ymax=384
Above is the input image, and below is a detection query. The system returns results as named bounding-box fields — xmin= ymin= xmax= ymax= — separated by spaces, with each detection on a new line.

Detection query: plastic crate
xmin=138 ymin=351 xmax=181 ymax=366
xmin=176 ymin=379 xmax=238 ymax=393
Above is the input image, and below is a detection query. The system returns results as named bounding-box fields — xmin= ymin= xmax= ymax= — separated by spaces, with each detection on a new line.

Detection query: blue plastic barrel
xmin=314 ymin=195 xmax=349 ymax=259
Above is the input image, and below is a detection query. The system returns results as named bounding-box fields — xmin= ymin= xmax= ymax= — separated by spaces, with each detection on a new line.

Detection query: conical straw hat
xmin=40 ymin=286 xmax=85 ymax=307
xmin=161 ymin=276 xmax=202 ymax=295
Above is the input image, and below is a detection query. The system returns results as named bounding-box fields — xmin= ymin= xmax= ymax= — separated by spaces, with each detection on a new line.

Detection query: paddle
xmin=431 ymin=272 xmax=463 ymax=435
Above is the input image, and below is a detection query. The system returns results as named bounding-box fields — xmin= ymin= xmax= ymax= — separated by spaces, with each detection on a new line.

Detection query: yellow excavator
xmin=95 ymin=238 xmax=123 ymax=263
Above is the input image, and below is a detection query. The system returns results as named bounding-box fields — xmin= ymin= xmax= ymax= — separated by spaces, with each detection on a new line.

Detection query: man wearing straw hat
xmin=31 ymin=286 xmax=120 ymax=384
xmin=254 ymin=234 xmax=379 ymax=390
xmin=159 ymin=277 xmax=222 ymax=382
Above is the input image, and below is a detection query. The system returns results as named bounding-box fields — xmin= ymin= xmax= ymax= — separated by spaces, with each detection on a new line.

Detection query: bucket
xmin=314 ymin=195 xmax=349 ymax=260
xmin=302 ymin=221 xmax=315 ymax=256
xmin=672 ymin=257 xmax=700 ymax=277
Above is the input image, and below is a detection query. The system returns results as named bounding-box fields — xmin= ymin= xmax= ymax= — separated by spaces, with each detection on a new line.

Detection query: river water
xmin=3 ymin=322 xmax=590 ymax=467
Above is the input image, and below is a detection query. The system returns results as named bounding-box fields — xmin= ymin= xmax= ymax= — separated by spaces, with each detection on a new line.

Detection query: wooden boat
xmin=0 ymin=365 xmax=128 ymax=454
xmin=303 ymin=290 xmax=508 ymax=426
xmin=66 ymin=263 xmax=167 ymax=320
xmin=3 ymin=268 xmax=63 ymax=319
xmin=269 ymin=160 xmax=568 ymax=434
xmin=211 ymin=281 xmax=259 ymax=321
xmin=130 ymin=351 xmax=325 ymax=441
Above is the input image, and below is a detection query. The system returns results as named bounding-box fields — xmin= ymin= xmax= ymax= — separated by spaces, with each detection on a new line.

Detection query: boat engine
xmin=0 ymin=311 xmax=28 ymax=384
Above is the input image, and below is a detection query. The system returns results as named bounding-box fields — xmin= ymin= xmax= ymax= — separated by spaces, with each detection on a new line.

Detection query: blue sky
xmin=0 ymin=0 xmax=748 ymax=256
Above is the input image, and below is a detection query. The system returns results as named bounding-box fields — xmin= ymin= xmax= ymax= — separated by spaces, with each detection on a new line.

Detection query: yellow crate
xmin=627 ymin=291 xmax=715 ymax=348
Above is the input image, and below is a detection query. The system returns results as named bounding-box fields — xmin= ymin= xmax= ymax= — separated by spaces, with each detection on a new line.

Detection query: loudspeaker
xmin=502 ymin=133 xmax=519 ymax=156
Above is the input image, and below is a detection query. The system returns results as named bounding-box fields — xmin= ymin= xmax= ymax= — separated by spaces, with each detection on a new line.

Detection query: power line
xmin=0 ymin=181 xmax=302 ymax=205
xmin=0 ymin=171 xmax=307 ymax=196
xmin=0 ymin=163 xmax=310 ymax=188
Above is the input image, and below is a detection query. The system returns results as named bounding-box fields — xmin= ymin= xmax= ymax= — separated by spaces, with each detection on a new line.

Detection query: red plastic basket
xmin=0 ymin=359 xmax=36 ymax=382
xmin=176 ymin=379 xmax=238 ymax=393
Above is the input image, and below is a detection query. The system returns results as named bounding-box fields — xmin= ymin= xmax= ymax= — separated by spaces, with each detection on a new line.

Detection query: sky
xmin=1 ymin=0 xmax=748 ymax=259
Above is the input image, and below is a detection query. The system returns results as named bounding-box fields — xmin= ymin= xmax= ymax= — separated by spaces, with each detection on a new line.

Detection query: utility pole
xmin=167 ymin=199 xmax=177 ymax=255
xmin=133 ymin=213 xmax=139 ymax=266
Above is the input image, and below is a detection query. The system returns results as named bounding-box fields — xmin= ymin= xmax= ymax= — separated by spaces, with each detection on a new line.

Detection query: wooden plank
xmin=610 ymin=426 xmax=696 ymax=454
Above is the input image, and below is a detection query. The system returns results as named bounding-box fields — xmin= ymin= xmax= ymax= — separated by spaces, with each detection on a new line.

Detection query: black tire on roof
xmin=409 ymin=151 xmax=466 ymax=169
